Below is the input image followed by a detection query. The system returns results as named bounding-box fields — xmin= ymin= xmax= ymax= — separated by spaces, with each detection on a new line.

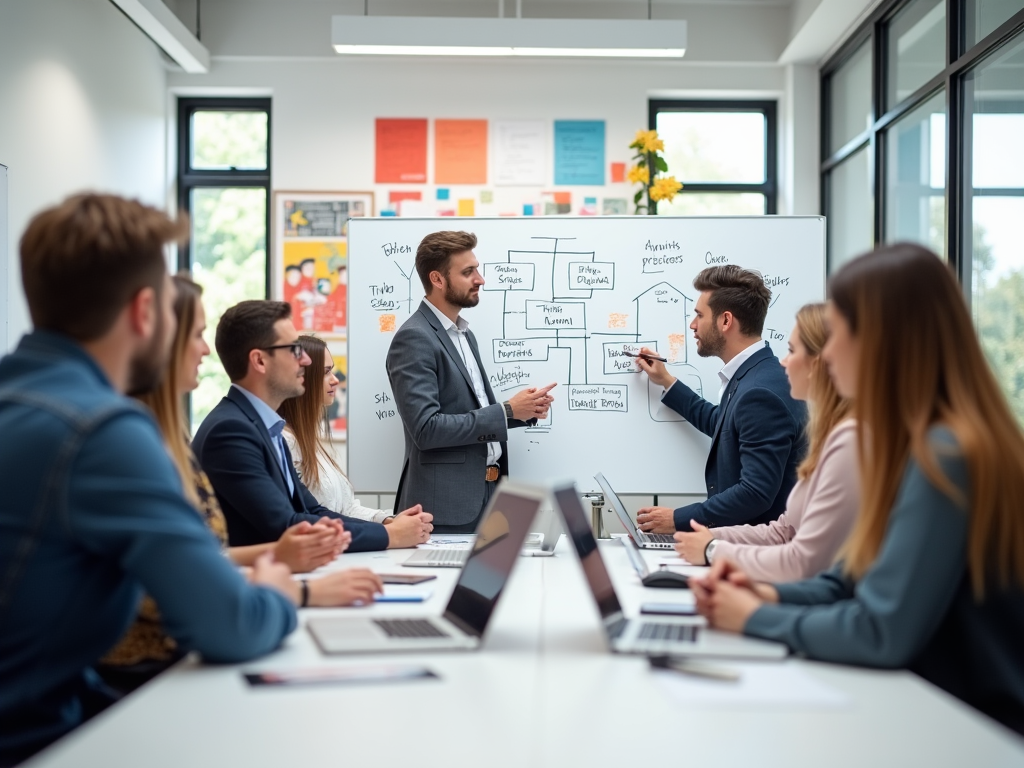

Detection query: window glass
xmin=829 ymin=41 xmax=873 ymax=153
xmin=965 ymin=0 xmax=1024 ymax=48
xmin=189 ymin=187 xmax=267 ymax=427
xmin=191 ymin=111 xmax=268 ymax=170
xmin=966 ymin=34 xmax=1024 ymax=423
xmin=656 ymin=193 xmax=765 ymax=216
xmin=886 ymin=0 xmax=946 ymax=109
xmin=884 ymin=91 xmax=946 ymax=255
xmin=828 ymin=147 xmax=873 ymax=271
xmin=655 ymin=111 xmax=766 ymax=184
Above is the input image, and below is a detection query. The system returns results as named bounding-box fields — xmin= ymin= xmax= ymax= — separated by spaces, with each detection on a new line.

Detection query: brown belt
xmin=485 ymin=465 xmax=500 ymax=482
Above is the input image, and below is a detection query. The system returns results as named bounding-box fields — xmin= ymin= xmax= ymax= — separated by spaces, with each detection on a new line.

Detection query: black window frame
xmin=820 ymin=0 xmax=1024 ymax=288
xmin=176 ymin=96 xmax=272 ymax=298
xmin=648 ymin=99 xmax=778 ymax=215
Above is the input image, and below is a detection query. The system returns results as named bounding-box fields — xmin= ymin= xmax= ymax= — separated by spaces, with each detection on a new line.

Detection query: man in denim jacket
xmin=0 ymin=195 xmax=298 ymax=767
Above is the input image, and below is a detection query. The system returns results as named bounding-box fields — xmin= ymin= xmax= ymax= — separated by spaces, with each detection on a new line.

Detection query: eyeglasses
xmin=261 ymin=343 xmax=304 ymax=360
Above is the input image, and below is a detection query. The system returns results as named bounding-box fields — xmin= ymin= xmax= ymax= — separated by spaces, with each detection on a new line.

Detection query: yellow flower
xmin=630 ymin=129 xmax=664 ymax=153
xmin=627 ymin=164 xmax=650 ymax=185
xmin=648 ymin=176 xmax=683 ymax=202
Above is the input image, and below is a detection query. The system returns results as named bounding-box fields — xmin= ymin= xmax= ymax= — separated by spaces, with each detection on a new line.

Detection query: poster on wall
xmin=375 ymin=118 xmax=428 ymax=183
xmin=274 ymin=191 xmax=373 ymax=338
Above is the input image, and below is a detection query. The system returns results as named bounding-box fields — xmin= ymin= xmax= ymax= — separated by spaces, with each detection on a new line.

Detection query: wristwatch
xmin=503 ymin=400 xmax=514 ymax=420
xmin=703 ymin=539 xmax=718 ymax=565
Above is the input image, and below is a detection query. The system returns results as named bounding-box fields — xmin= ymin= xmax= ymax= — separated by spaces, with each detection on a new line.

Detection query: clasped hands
xmin=507 ymin=382 xmax=556 ymax=421
xmin=688 ymin=558 xmax=779 ymax=634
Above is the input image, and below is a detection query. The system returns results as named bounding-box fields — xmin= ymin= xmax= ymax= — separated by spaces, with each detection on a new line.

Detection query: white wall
xmin=0 ymin=0 xmax=169 ymax=350
xmin=170 ymin=57 xmax=788 ymax=215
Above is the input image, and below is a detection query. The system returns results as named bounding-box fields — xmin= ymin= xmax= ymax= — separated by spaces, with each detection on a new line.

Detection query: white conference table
xmin=25 ymin=538 xmax=1024 ymax=768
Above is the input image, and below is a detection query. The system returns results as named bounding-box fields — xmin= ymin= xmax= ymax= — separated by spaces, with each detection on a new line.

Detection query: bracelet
xmin=299 ymin=579 xmax=310 ymax=608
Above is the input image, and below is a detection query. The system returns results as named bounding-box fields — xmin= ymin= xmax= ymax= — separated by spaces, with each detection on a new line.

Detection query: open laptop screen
xmin=552 ymin=484 xmax=623 ymax=621
xmin=594 ymin=473 xmax=639 ymax=538
xmin=443 ymin=488 xmax=541 ymax=637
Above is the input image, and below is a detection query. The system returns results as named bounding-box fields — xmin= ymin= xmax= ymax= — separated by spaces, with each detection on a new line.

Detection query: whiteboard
xmin=347 ymin=216 xmax=825 ymax=495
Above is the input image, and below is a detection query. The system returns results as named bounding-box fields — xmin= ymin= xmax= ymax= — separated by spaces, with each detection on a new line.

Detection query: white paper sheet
xmin=654 ymin=661 xmax=851 ymax=709
xmin=494 ymin=120 xmax=546 ymax=186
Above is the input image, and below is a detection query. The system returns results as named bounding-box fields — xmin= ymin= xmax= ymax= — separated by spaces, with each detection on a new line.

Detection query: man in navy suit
xmin=635 ymin=266 xmax=806 ymax=544
xmin=193 ymin=300 xmax=432 ymax=551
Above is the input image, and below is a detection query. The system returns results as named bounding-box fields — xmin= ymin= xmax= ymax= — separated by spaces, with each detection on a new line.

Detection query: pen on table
xmin=650 ymin=656 xmax=741 ymax=682
xmin=621 ymin=350 xmax=669 ymax=363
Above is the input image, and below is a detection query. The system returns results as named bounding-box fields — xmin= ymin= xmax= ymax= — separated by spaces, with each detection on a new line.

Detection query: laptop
xmin=595 ymin=472 xmax=675 ymax=550
xmin=308 ymin=480 xmax=544 ymax=654
xmin=552 ymin=482 xmax=787 ymax=659
xmin=520 ymin=508 xmax=562 ymax=557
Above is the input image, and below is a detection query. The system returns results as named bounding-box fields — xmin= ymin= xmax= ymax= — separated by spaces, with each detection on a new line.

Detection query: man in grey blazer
xmin=387 ymin=231 xmax=555 ymax=532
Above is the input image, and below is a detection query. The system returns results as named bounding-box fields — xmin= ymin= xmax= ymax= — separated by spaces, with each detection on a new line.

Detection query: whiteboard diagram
xmin=348 ymin=216 xmax=825 ymax=495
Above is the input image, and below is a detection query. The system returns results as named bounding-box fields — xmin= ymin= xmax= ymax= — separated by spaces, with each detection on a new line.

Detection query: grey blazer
xmin=386 ymin=301 xmax=530 ymax=527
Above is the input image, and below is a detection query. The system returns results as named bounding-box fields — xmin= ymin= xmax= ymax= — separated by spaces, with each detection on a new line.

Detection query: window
xmin=177 ymin=97 xmax=271 ymax=427
xmin=648 ymin=100 xmax=777 ymax=215
xmin=964 ymin=34 xmax=1024 ymax=421
xmin=821 ymin=0 xmax=1024 ymax=422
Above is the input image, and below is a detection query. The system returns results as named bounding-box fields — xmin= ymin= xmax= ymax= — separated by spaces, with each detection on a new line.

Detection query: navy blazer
xmin=192 ymin=387 xmax=390 ymax=551
xmin=662 ymin=344 xmax=807 ymax=531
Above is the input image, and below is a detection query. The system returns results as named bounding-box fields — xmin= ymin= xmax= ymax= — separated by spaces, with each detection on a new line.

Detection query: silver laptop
xmin=553 ymin=482 xmax=787 ymax=660
xmin=595 ymin=472 xmax=675 ymax=550
xmin=520 ymin=508 xmax=562 ymax=557
xmin=308 ymin=480 xmax=544 ymax=654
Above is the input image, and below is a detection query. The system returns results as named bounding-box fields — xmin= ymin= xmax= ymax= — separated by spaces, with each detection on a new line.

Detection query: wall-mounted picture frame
xmin=272 ymin=190 xmax=375 ymax=338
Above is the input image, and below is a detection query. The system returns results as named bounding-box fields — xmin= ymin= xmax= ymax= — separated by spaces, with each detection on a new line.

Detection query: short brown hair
xmin=215 ymin=300 xmax=292 ymax=381
xmin=415 ymin=231 xmax=477 ymax=292
xmin=693 ymin=265 xmax=771 ymax=336
xmin=20 ymin=193 xmax=187 ymax=341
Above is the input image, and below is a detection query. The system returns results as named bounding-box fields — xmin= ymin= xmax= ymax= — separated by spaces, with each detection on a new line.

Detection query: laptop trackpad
xmin=309 ymin=618 xmax=382 ymax=642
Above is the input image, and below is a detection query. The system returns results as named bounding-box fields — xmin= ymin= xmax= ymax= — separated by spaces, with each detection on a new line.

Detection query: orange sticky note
xmin=611 ymin=162 xmax=626 ymax=182
xmin=376 ymin=119 xmax=428 ymax=183
xmin=389 ymin=190 xmax=422 ymax=203
xmin=457 ymin=199 xmax=476 ymax=217
xmin=553 ymin=192 xmax=572 ymax=205
xmin=379 ymin=314 xmax=397 ymax=332
xmin=435 ymin=119 xmax=488 ymax=184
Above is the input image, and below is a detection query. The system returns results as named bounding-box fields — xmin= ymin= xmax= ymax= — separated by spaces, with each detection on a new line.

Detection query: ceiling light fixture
xmin=331 ymin=17 xmax=687 ymax=59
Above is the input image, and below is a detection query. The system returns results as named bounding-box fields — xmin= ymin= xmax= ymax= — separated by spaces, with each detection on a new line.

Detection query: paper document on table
xmin=654 ymin=661 xmax=850 ymax=709
xmin=416 ymin=535 xmax=476 ymax=550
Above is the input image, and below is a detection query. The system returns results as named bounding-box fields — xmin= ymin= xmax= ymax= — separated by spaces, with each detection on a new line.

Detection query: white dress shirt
xmin=424 ymin=299 xmax=502 ymax=466
xmin=717 ymin=339 xmax=765 ymax=399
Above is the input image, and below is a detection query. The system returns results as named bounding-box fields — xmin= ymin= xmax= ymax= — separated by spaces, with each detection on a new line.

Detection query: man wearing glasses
xmin=193 ymin=300 xmax=432 ymax=551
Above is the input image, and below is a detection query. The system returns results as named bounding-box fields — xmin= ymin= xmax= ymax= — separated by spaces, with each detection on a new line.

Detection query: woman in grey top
xmin=691 ymin=243 xmax=1024 ymax=736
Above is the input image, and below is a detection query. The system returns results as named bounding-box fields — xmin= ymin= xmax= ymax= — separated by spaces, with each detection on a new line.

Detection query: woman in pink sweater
xmin=674 ymin=303 xmax=857 ymax=582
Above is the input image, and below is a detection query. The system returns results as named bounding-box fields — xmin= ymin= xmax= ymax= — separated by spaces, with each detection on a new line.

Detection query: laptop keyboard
xmin=422 ymin=550 xmax=469 ymax=565
xmin=373 ymin=619 xmax=451 ymax=639
xmin=643 ymin=533 xmax=676 ymax=544
xmin=637 ymin=623 xmax=699 ymax=643
xmin=607 ymin=617 xmax=629 ymax=640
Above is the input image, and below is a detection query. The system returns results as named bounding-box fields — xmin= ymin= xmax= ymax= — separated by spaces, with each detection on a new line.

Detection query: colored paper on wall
xmin=480 ymin=190 xmax=494 ymax=203
xmin=523 ymin=204 xmax=534 ymax=216
xmin=554 ymin=120 xmax=605 ymax=185
xmin=437 ymin=188 xmax=450 ymax=200
xmin=435 ymin=119 xmax=488 ymax=184
xmin=494 ymin=120 xmax=546 ymax=186
xmin=381 ymin=210 xmax=397 ymax=216
xmin=610 ymin=162 xmax=626 ymax=182
xmin=581 ymin=197 xmax=598 ymax=215
xmin=457 ymin=198 xmax=476 ymax=217
xmin=553 ymin=192 xmax=571 ymax=205
xmin=375 ymin=119 xmax=428 ymax=183
xmin=389 ymin=190 xmax=422 ymax=204
xmin=282 ymin=241 xmax=347 ymax=335
xmin=602 ymin=198 xmax=628 ymax=215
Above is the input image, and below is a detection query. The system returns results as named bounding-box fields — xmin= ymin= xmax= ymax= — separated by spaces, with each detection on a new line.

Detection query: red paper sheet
xmin=376 ymin=119 xmax=427 ymax=183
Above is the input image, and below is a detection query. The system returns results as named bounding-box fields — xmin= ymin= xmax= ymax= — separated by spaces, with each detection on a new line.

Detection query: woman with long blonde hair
xmin=278 ymin=335 xmax=429 ymax=547
xmin=691 ymin=244 xmax=1024 ymax=735
xmin=674 ymin=303 xmax=856 ymax=580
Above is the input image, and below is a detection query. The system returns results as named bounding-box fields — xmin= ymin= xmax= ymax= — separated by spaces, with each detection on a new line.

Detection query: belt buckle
xmin=485 ymin=466 xmax=499 ymax=482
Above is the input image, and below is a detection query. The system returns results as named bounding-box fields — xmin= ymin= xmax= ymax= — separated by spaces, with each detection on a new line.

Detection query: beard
xmin=695 ymin=324 xmax=726 ymax=359
xmin=445 ymin=281 xmax=480 ymax=309
xmin=126 ymin=311 xmax=172 ymax=397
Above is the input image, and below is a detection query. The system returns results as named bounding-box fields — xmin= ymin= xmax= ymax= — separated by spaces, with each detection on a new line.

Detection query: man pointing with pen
xmin=633 ymin=265 xmax=806 ymax=539
xmin=387 ymin=231 xmax=556 ymax=533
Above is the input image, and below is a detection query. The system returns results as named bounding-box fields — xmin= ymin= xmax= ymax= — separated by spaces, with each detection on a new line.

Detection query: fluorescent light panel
xmin=331 ymin=16 xmax=687 ymax=59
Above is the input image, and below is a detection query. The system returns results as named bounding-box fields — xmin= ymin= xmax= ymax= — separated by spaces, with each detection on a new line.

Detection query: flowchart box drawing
xmin=492 ymin=337 xmax=551 ymax=363
xmin=569 ymin=261 xmax=614 ymax=290
xmin=483 ymin=262 xmax=535 ymax=291
xmin=525 ymin=300 xmax=586 ymax=330
xmin=603 ymin=340 xmax=658 ymax=375
xmin=567 ymin=384 xmax=628 ymax=412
